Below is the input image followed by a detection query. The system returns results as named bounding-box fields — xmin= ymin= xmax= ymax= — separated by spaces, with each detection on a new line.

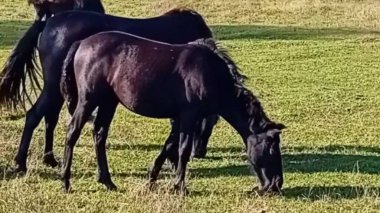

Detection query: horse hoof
xmin=106 ymin=183 xmax=117 ymax=191
xmin=252 ymin=187 xmax=281 ymax=197
xmin=98 ymin=179 xmax=117 ymax=191
xmin=171 ymin=185 xmax=189 ymax=196
xmin=62 ymin=179 xmax=71 ymax=193
xmin=12 ymin=164 xmax=27 ymax=174
xmin=43 ymin=154 xmax=59 ymax=168
xmin=147 ymin=181 xmax=158 ymax=191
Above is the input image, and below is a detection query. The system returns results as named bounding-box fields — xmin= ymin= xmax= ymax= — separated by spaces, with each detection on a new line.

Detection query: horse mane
xmin=164 ymin=7 xmax=201 ymax=16
xmin=28 ymin=0 xmax=75 ymax=5
xmin=188 ymin=38 xmax=248 ymax=89
xmin=188 ymin=39 xmax=273 ymax=129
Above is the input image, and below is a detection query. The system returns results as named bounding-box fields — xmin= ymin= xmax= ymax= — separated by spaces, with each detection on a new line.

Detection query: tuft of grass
xmin=2 ymin=0 xmax=380 ymax=212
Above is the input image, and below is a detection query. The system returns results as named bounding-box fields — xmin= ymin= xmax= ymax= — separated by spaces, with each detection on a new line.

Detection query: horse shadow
xmin=0 ymin=164 xmax=26 ymax=180
xmin=189 ymin=151 xmax=380 ymax=178
xmin=211 ymin=24 xmax=380 ymax=41
xmin=283 ymin=186 xmax=380 ymax=200
xmin=2 ymin=20 xmax=379 ymax=49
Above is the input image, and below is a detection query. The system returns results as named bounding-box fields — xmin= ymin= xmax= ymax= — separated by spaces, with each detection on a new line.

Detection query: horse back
xmin=40 ymin=8 xmax=211 ymax=52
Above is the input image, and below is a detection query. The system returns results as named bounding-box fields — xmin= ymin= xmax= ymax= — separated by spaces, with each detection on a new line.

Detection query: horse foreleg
xmin=173 ymin=112 xmax=198 ymax=195
xmin=149 ymin=119 xmax=180 ymax=185
xmin=14 ymin=89 xmax=51 ymax=173
xmin=92 ymin=100 xmax=118 ymax=191
xmin=192 ymin=115 xmax=219 ymax=158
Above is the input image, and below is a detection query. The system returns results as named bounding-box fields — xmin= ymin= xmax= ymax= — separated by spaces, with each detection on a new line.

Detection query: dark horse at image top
xmin=29 ymin=0 xmax=104 ymax=20
xmin=60 ymin=31 xmax=285 ymax=194
xmin=1 ymin=0 xmax=105 ymax=106
xmin=0 ymin=9 xmax=222 ymax=173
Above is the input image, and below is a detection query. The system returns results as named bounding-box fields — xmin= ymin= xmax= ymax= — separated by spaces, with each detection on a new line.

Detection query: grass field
xmin=1 ymin=0 xmax=380 ymax=212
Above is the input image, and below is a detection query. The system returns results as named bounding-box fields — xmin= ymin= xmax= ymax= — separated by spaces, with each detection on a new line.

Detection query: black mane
xmin=188 ymin=38 xmax=248 ymax=90
xmin=164 ymin=7 xmax=201 ymax=16
xmin=188 ymin=39 xmax=273 ymax=131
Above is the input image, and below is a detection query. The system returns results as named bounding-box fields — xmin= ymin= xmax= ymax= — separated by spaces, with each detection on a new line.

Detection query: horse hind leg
xmin=61 ymin=99 xmax=96 ymax=192
xmin=42 ymin=93 xmax=64 ymax=168
xmin=14 ymin=88 xmax=52 ymax=172
xmin=92 ymin=99 xmax=118 ymax=190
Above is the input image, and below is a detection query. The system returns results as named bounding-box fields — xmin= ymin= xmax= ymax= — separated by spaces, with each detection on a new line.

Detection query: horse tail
xmin=0 ymin=20 xmax=46 ymax=110
xmin=61 ymin=40 xmax=82 ymax=115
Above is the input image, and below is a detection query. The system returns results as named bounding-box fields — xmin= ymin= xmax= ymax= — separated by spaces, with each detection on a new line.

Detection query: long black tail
xmin=61 ymin=41 xmax=82 ymax=115
xmin=0 ymin=20 xmax=45 ymax=110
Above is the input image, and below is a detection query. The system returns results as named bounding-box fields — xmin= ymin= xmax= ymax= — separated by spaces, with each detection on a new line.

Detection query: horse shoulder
xmin=176 ymin=48 xmax=212 ymax=102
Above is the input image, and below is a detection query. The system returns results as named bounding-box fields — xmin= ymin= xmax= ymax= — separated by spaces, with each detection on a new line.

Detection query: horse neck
xmin=220 ymin=91 xmax=271 ymax=139
xmin=247 ymin=95 xmax=272 ymax=133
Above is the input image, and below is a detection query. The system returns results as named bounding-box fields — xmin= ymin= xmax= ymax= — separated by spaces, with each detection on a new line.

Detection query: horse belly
xmin=118 ymin=95 xmax=182 ymax=118
xmin=114 ymin=80 xmax=183 ymax=119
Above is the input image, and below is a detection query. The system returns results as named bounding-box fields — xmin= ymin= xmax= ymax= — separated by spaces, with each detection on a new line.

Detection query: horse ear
xmin=264 ymin=122 xmax=286 ymax=132
xmin=266 ymin=123 xmax=285 ymax=138
xmin=275 ymin=123 xmax=286 ymax=130
xmin=267 ymin=129 xmax=282 ymax=138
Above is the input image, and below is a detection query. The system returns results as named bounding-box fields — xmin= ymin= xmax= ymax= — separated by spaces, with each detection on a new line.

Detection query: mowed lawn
xmin=1 ymin=0 xmax=380 ymax=212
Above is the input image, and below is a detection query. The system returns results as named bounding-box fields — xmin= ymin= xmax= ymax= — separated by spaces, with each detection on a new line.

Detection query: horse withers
xmin=0 ymin=8 xmax=219 ymax=173
xmin=60 ymin=31 xmax=285 ymax=195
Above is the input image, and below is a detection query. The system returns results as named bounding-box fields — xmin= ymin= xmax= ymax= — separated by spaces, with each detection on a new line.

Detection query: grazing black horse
xmin=0 ymin=9 xmax=219 ymax=173
xmin=0 ymin=0 xmax=105 ymax=109
xmin=60 ymin=31 xmax=285 ymax=194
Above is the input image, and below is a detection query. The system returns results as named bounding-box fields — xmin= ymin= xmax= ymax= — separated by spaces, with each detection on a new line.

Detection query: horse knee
xmin=66 ymin=126 xmax=81 ymax=146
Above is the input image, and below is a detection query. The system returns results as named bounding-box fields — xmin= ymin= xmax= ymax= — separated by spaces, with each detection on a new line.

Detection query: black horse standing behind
xmin=0 ymin=9 xmax=218 ymax=173
xmin=61 ymin=31 xmax=285 ymax=194
xmin=0 ymin=0 xmax=105 ymax=109
xmin=29 ymin=0 xmax=104 ymax=18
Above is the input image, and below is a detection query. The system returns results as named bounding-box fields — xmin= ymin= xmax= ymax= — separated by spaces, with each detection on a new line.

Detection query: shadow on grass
xmin=185 ymin=185 xmax=380 ymax=200
xmin=286 ymin=144 xmax=380 ymax=155
xmin=35 ymin=165 xmax=176 ymax=181
xmin=108 ymin=143 xmax=162 ymax=152
xmin=0 ymin=113 xmax=26 ymax=121
xmin=190 ymin=152 xmax=380 ymax=178
xmin=208 ymin=146 xmax=244 ymax=153
xmin=211 ymin=24 xmax=380 ymax=41
xmin=284 ymin=153 xmax=380 ymax=174
xmin=284 ymin=186 xmax=380 ymax=200
xmin=0 ymin=164 xmax=25 ymax=180
xmin=2 ymin=148 xmax=379 ymax=182
xmin=190 ymin=165 xmax=251 ymax=178
xmin=108 ymin=142 xmax=244 ymax=154
xmin=1 ymin=20 xmax=379 ymax=50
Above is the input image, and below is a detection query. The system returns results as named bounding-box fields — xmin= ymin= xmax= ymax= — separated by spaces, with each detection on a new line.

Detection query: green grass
xmin=2 ymin=0 xmax=380 ymax=212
